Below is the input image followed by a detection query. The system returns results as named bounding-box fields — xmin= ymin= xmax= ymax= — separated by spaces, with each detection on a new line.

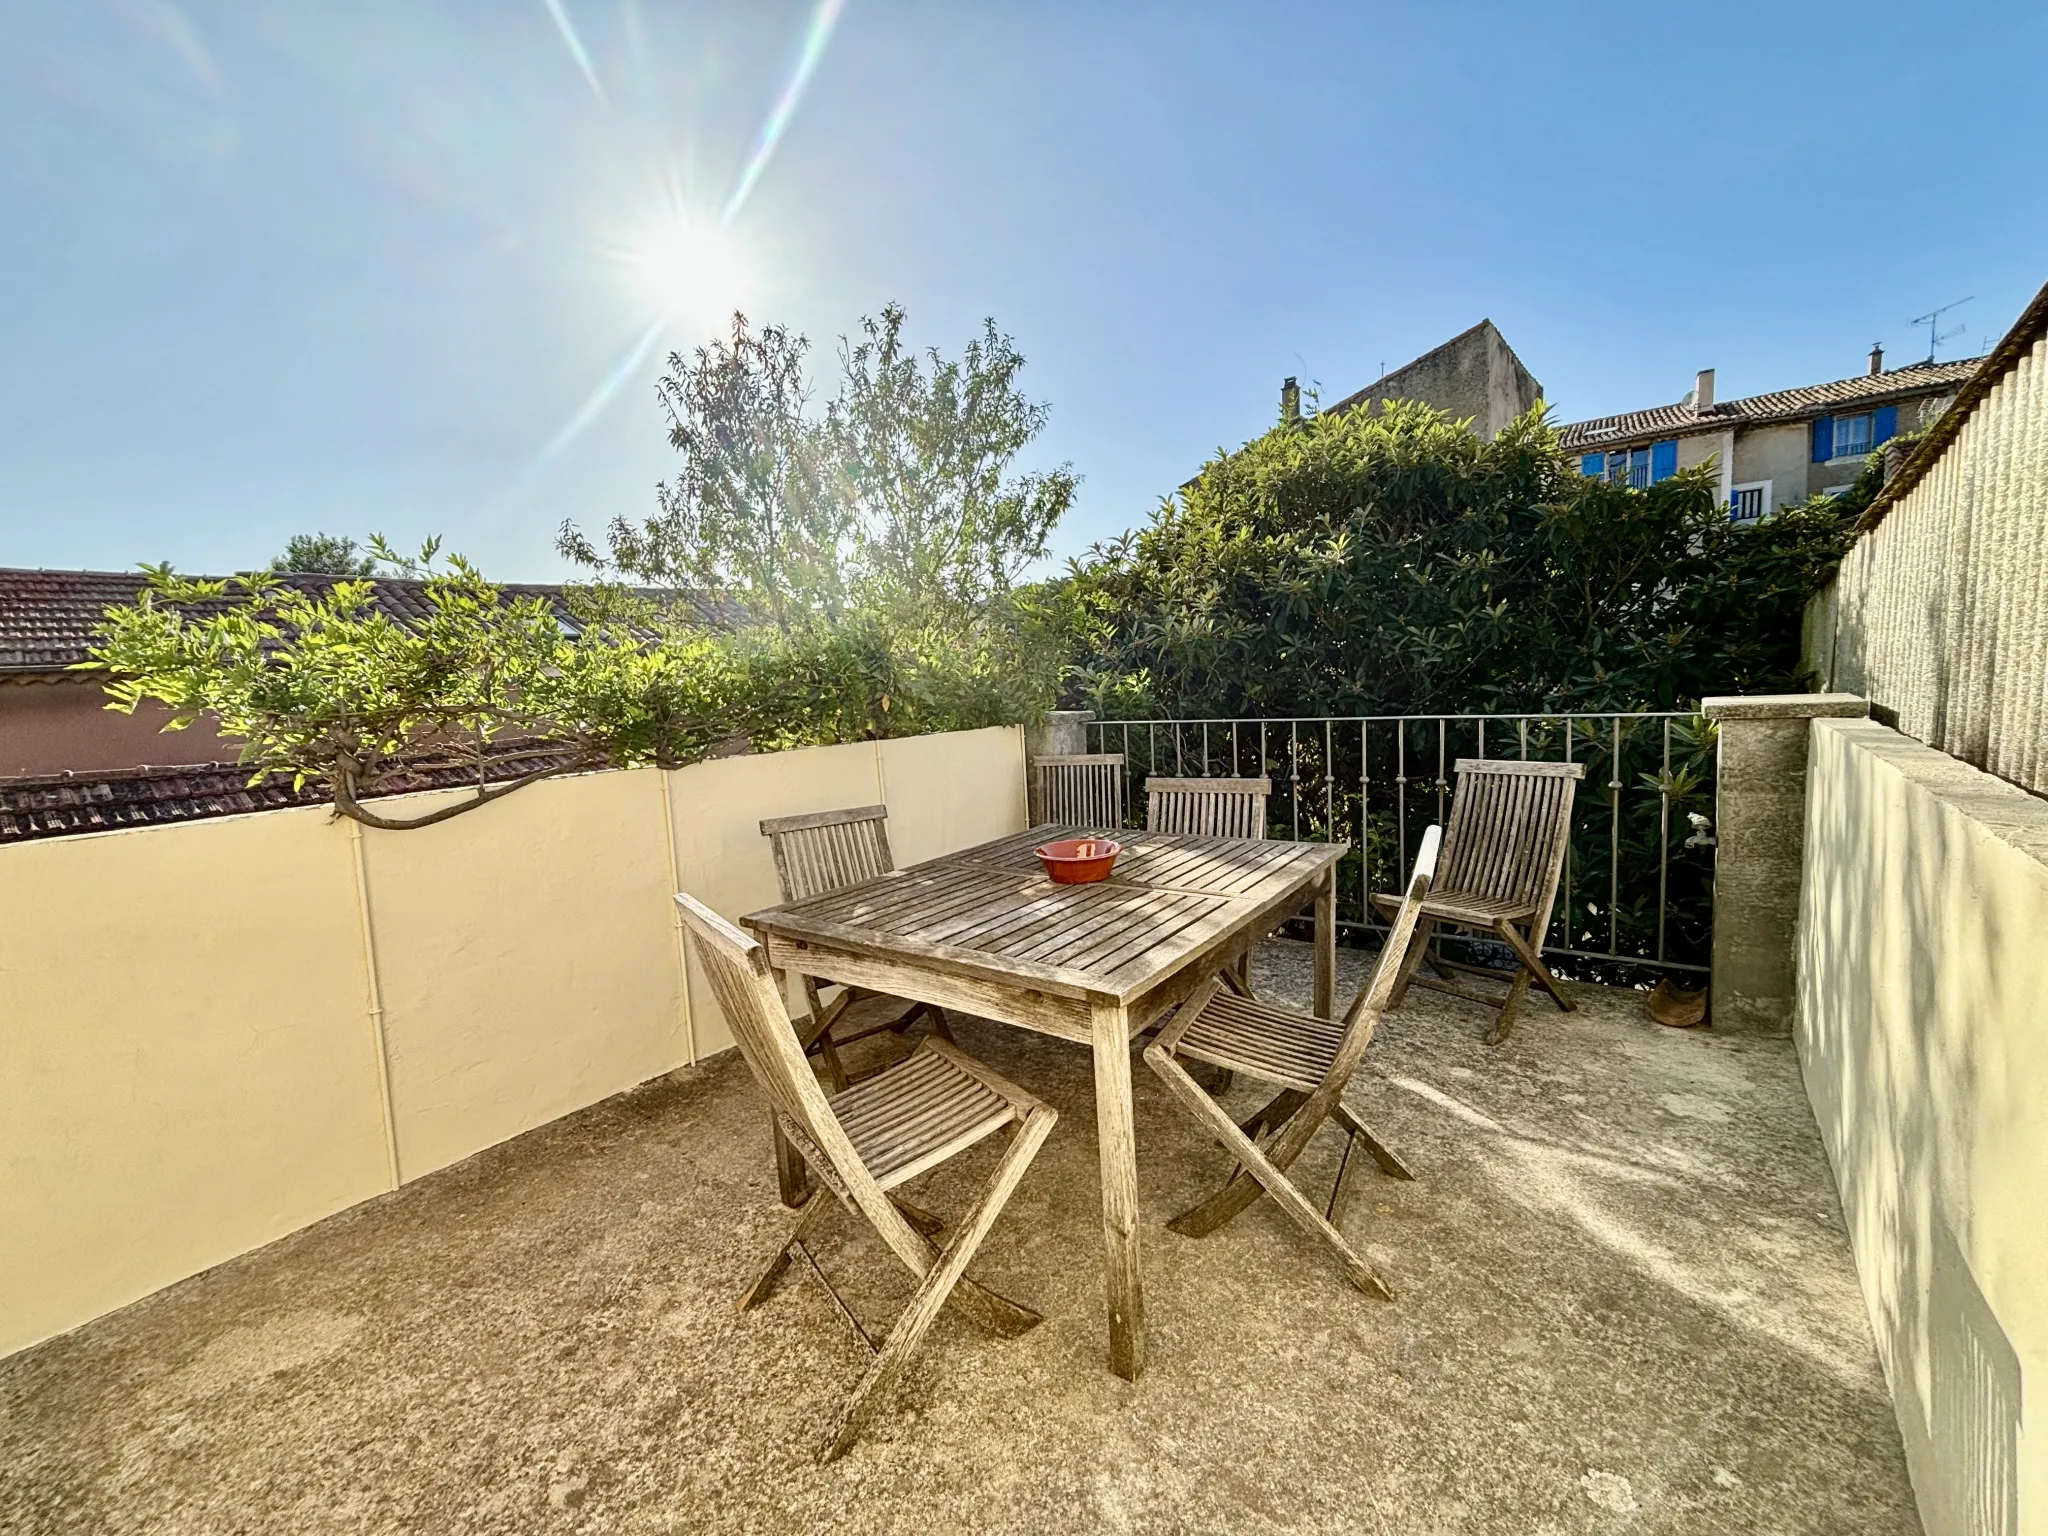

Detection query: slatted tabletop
xmin=749 ymin=827 xmax=1343 ymax=1004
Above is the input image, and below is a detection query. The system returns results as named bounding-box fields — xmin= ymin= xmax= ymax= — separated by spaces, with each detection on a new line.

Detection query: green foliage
xmin=560 ymin=305 xmax=1076 ymax=634
xmin=1063 ymin=399 xmax=1859 ymax=719
xmin=88 ymin=541 xmax=746 ymax=829
xmin=1062 ymin=400 xmax=1858 ymax=976
xmin=828 ymin=304 xmax=1078 ymax=625
xmin=91 ymin=304 xmax=1081 ymax=830
xmin=271 ymin=532 xmax=379 ymax=576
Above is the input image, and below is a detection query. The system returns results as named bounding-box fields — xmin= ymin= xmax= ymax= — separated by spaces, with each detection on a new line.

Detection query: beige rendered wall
xmin=1730 ymin=420 xmax=1817 ymax=509
xmin=1798 ymin=716 xmax=2047 ymax=1535
xmin=0 ymin=809 xmax=392 ymax=1356
xmin=0 ymin=725 xmax=1027 ymax=1358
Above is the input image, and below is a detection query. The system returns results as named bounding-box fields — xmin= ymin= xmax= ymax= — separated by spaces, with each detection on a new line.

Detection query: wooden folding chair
xmin=675 ymin=893 xmax=1057 ymax=1462
xmin=1028 ymin=753 xmax=1125 ymax=828
xmin=1367 ymin=759 xmax=1583 ymax=1044
xmin=1144 ymin=775 xmax=1272 ymax=1007
xmin=1144 ymin=776 xmax=1271 ymax=839
xmin=759 ymin=806 xmax=951 ymax=1090
xmin=1143 ymin=827 xmax=1441 ymax=1300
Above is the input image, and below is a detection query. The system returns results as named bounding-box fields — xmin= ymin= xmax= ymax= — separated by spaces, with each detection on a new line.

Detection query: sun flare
xmin=632 ymin=212 xmax=749 ymax=328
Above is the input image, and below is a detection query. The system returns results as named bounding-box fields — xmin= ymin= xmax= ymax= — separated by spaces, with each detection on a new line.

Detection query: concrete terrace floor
xmin=0 ymin=942 xmax=1919 ymax=1535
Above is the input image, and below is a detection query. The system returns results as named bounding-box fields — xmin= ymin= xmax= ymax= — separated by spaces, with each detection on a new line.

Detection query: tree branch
xmin=331 ymin=754 xmax=601 ymax=831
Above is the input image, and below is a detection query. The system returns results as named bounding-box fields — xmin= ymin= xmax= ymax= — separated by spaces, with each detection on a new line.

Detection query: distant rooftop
xmin=0 ymin=747 xmax=587 ymax=843
xmin=1555 ymin=357 xmax=1982 ymax=453
xmin=0 ymin=567 xmax=730 ymax=674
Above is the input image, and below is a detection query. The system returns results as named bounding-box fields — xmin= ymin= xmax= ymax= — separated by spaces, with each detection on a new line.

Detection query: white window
xmin=1729 ymin=481 xmax=1772 ymax=523
xmin=1832 ymin=412 xmax=1873 ymax=459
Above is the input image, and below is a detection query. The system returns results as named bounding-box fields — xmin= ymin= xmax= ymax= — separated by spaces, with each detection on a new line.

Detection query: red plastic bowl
xmin=1035 ymin=837 xmax=1123 ymax=884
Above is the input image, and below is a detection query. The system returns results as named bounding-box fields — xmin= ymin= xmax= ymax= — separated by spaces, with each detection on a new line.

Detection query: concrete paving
xmin=0 ymin=942 xmax=1920 ymax=1534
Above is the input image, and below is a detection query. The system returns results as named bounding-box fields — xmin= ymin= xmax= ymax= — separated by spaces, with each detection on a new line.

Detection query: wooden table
xmin=743 ymin=824 xmax=1348 ymax=1381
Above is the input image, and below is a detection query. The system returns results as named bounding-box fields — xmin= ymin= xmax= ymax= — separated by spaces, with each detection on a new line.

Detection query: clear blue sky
xmin=3 ymin=1 xmax=2042 ymax=580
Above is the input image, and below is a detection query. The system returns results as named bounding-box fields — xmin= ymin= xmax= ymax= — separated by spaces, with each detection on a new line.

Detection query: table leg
xmin=1315 ymin=864 xmax=1337 ymax=1019
xmin=1090 ymin=995 xmax=1145 ymax=1382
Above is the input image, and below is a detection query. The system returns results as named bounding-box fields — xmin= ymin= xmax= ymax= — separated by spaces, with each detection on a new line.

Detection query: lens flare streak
xmin=719 ymin=0 xmax=846 ymax=227
xmin=541 ymin=0 xmax=607 ymax=102
xmin=535 ymin=318 xmax=666 ymax=466
xmin=535 ymin=1 xmax=848 ymax=469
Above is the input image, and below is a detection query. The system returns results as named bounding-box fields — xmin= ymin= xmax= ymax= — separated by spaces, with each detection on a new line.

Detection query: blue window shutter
xmin=1581 ymin=453 xmax=1605 ymax=478
xmin=1650 ymin=439 xmax=1678 ymax=481
xmin=1812 ymin=416 xmax=1834 ymax=462
xmin=1874 ymin=405 xmax=1898 ymax=444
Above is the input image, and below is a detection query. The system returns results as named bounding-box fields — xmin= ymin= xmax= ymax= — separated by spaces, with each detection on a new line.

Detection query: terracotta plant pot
xmin=1034 ymin=837 xmax=1122 ymax=884
xmin=1648 ymin=978 xmax=1709 ymax=1028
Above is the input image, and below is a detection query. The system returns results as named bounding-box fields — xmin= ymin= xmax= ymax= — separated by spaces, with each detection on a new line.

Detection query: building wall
xmin=1334 ymin=320 xmax=1542 ymax=439
xmin=0 ymin=725 xmax=1027 ymax=1358
xmin=0 ymin=674 xmax=231 ymax=777
xmin=1731 ymin=421 xmax=1821 ymax=509
xmin=1482 ymin=323 xmax=1545 ymax=438
xmin=1810 ymin=335 xmax=2048 ymax=795
xmin=1676 ymin=428 xmax=1735 ymax=505
xmin=1798 ymin=717 xmax=2046 ymax=1536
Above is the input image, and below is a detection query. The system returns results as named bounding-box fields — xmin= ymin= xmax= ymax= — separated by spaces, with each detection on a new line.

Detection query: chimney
xmin=1869 ymin=342 xmax=1884 ymax=376
xmin=1280 ymin=376 xmax=1301 ymax=426
xmin=1694 ymin=368 xmax=1715 ymax=411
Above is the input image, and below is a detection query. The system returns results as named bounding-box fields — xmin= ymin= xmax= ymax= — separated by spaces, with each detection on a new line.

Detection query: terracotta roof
xmin=0 ymin=568 xmax=731 ymax=673
xmin=1555 ymin=358 xmax=1982 ymax=453
xmin=0 ymin=748 xmax=587 ymax=844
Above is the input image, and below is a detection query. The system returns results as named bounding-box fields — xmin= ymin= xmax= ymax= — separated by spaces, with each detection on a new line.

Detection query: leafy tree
xmin=90 ymin=305 xmax=1083 ymax=831
xmin=1060 ymin=399 xmax=1860 ymax=977
xmin=559 ymin=315 xmax=846 ymax=626
xmin=1064 ymin=398 xmax=1857 ymax=720
xmin=828 ymin=304 xmax=1077 ymax=625
xmin=271 ymin=532 xmax=379 ymax=576
xmin=88 ymin=541 xmax=744 ymax=830
xmin=559 ymin=305 xmax=1077 ymax=631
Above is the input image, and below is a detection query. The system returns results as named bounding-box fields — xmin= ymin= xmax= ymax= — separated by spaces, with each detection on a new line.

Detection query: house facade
xmin=1556 ymin=349 xmax=1980 ymax=523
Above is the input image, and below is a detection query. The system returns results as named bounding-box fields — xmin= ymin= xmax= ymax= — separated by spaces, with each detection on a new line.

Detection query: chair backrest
xmin=1437 ymin=759 xmax=1584 ymax=928
xmin=1029 ymin=754 xmax=1125 ymax=829
xmin=1323 ymin=825 xmax=1442 ymax=1084
xmin=1144 ymin=776 xmax=1271 ymax=839
xmin=672 ymin=892 xmax=901 ymax=1233
xmin=760 ymin=805 xmax=894 ymax=904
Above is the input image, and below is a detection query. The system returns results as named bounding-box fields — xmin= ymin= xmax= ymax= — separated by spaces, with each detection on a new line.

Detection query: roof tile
xmin=0 ymin=569 xmax=730 ymax=672
xmin=1556 ymin=358 xmax=1982 ymax=452
xmin=0 ymin=748 xmax=586 ymax=844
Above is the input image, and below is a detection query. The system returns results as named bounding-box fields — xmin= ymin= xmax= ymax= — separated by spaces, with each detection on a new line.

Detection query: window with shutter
xmin=1650 ymin=440 xmax=1678 ymax=482
xmin=1812 ymin=416 xmax=1834 ymax=462
xmin=1874 ymin=404 xmax=1898 ymax=444
xmin=1833 ymin=413 xmax=1873 ymax=459
xmin=1581 ymin=453 xmax=1605 ymax=478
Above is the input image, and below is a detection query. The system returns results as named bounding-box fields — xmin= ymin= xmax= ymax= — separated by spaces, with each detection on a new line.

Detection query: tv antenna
xmin=1909 ymin=297 xmax=1971 ymax=363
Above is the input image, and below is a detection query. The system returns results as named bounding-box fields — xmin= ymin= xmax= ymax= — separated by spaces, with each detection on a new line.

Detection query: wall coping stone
xmin=1701 ymin=693 xmax=1870 ymax=722
xmin=1816 ymin=716 xmax=2048 ymax=870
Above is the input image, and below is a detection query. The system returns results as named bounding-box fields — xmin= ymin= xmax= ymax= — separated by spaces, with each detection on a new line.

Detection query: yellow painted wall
xmin=0 ymin=726 xmax=1027 ymax=1358
xmin=1799 ymin=717 xmax=2048 ymax=1535
xmin=362 ymin=767 xmax=690 ymax=1181
xmin=0 ymin=808 xmax=391 ymax=1356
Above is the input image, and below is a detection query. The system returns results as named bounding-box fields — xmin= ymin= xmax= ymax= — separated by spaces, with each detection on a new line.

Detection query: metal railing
xmin=1086 ymin=713 xmax=1716 ymax=978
